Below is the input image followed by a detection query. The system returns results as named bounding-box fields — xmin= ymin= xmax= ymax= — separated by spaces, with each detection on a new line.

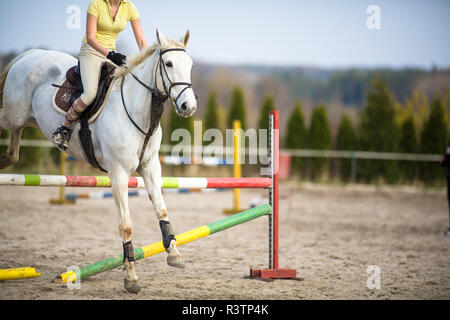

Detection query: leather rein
xmin=120 ymin=47 xmax=194 ymax=164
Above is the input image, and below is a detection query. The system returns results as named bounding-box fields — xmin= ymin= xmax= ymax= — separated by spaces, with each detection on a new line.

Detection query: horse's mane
xmin=113 ymin=39 xmax=185 ymax=78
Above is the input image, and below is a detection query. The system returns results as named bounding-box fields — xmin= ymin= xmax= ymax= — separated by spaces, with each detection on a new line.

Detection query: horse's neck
xmin=121 ymin=51 xmax=159 ymax=129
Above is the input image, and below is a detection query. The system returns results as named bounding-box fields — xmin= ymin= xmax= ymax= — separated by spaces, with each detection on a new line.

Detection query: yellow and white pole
xmin=49 ymin=151 xmax=74 ymax=204
xmin=224 ymin=120 xmax=242 ymax=214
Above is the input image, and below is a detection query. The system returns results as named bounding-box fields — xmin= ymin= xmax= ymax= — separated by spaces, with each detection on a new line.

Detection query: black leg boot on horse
xmin=122 ymin=240 xmax=141 ymax=294
xmin=160 ymin=220 xmax=185 ymax=268
xmin=52 ymin=97 xmax=88 ymax=150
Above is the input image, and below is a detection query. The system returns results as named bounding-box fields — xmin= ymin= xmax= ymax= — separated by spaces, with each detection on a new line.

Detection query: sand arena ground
xmin=0 ymin=183 xmax=449 ymax=299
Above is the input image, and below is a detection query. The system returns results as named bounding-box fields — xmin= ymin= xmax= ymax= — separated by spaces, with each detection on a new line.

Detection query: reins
xmin=120 ymin=47 xmax=194 ymax=165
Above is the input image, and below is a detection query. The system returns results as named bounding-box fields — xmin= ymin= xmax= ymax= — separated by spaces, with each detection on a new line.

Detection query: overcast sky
xmin=0 ymin=0 xmax=449 ymax=68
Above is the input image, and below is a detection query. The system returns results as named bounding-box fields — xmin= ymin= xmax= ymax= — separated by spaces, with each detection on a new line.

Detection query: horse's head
xmin=156 ymin=29 xmax=197 ymax=118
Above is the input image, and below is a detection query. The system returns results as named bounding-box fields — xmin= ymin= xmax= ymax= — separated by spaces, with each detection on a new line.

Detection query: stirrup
xmin=52 ymin=125 xmax=72 ymax=150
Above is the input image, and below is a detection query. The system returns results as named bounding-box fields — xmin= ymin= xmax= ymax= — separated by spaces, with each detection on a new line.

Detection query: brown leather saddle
xmin=53 ymin=62 xmax=116 ymax=121
xmin=52 ymin=62 xmax=116 ymax=172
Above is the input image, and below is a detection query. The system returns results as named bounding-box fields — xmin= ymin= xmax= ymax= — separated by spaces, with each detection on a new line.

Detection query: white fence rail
xmin=1 ymin=139 xmax=441 ymax=181
xmin=285 ymin=149 xmax=440 ymax=161
xmin=0 ymin=139 xmax=441 ymax=160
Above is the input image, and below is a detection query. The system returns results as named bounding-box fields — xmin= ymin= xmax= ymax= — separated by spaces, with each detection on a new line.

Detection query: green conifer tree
xmin=258 ymin=95 xmax=275 ymax=131
xmin=284 ymin=101 xmax=307 ymax=174
xmin=336 ymin=114 xmax=356 ymax=182
xmin=258 ymin=95 xmax=275 ymax=150
xmin=227 ymin=86 xmax=247 ymax=131
xmin=204 ymin=90 xmax=219 ymax=131
xmin=167 ymin=107 xmax=194 ymax=146
xmin=420 ymin=96 xmax=447 ymax=183
xmin=399 ymin=115 xmax=418 ymax=182
xmin=308 ymin=104 xmax=332 ymax=180
xmin=358 ymin=79 xmax=399 ymax=183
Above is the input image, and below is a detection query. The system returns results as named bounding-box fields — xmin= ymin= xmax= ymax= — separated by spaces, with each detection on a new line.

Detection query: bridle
xmin=120 ymin=46 xmax=196 ymax=165
xmin=127 ymin=47 xmax=196 ymax=110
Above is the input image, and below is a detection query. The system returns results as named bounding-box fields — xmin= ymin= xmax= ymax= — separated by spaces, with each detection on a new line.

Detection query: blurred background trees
xmin=284 ymin=101 xmax=307 ymax=176
xmin=358 ymin=79 xmax=400 ymax=183
xmin=398 ymin=115 xmax=419 ymax=182
xmin=336 ymin=114 xmax=356 ymax=182
xmin=308 ymin=104 xmax=332 ymax=180
xmin=227 ymin=86 xmax=247 ymax=131
xmin=419 ymin=97 xmax=447 ymax=182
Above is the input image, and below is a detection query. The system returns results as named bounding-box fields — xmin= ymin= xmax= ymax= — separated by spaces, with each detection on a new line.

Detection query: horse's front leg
xmin=110 ymin=167 xmax=141 ymax=294
xmin=138 ymin=156 xmax=185 ymax=268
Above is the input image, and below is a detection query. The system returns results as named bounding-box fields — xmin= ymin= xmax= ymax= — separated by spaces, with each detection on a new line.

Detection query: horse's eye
xmin=165 ymin=61 xmax=173 ymax=68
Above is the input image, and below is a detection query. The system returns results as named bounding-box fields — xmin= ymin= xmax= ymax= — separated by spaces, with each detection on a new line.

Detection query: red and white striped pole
xmin=250 ymin=109 xmax=297 ymax=279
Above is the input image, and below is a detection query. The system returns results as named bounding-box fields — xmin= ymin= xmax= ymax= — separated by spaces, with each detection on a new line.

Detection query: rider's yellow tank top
xmin=82 ymin=0 xmax=140 ymax=51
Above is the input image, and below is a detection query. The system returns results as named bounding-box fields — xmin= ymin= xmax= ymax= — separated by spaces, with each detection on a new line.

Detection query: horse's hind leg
xmin=0 ymin=126 xmax=24 ymax=169
xmin=138 ymin=155 xmax=185 ymax=269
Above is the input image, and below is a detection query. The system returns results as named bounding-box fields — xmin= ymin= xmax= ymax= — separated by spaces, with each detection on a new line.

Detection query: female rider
xmin=53 ymin=0 xmax=148 ymax=149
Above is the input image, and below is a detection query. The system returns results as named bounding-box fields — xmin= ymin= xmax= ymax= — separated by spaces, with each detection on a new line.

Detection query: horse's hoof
xmin=167 ymin=255 xmax=185 ymax=268
xmin=124 ymin=278 xmax=141 ymax=294
xmin=0 ymin=155 xmax=13 ymax=169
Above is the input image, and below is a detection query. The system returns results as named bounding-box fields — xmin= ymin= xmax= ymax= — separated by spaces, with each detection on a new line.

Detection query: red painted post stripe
xmin=128 ymin=177 xmax=139 ymax=188
xmin=61 ymin=176 xmax=271 ymax=189
xmin=65 ymin=176 xmax=140 ymax=188
xmin=65 ymin=176 xmax=100 ymax=187
xmin=206 ymin=178 xmax=272 ymax=189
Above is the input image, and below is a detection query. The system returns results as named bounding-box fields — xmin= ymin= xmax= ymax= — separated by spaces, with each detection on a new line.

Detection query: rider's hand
xmin=107 ymin=51 xmax=127 ymax=66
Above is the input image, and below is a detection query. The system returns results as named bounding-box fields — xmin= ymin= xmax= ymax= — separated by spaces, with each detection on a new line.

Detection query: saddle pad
xmin=51 ymin=74 xmax=116 ymax=124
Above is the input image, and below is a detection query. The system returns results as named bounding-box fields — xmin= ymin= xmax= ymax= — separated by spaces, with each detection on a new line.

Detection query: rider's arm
xmin=130 ymin=18 xmax=148 ymax=52
xmin=86 ymin=13 xmax=110 ymax=57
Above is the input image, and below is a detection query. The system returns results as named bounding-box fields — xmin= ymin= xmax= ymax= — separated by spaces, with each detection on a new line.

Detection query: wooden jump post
xmin=249 ymin=110 xmax=297 ymax=279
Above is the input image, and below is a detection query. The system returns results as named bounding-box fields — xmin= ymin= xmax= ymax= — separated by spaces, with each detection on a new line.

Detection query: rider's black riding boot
xmin=52 ymin=97 xmax=88 ymax=150
xmin=52 ymin=123 xmax=73 ymax=151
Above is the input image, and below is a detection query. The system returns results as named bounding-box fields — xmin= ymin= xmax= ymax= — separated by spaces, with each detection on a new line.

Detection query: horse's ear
xmin=181 ymin=30 xmax=190 ymax=47
xmin=156 ymin=28 xmax=168 ymax=47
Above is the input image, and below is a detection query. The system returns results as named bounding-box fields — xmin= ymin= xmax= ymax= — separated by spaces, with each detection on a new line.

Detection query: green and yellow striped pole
xmin=57 ymin=203 xmax=271 ymax=283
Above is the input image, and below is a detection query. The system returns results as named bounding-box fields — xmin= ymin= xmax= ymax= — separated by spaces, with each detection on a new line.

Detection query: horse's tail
xmin=0 ymin=50 xmax=36 ymax=110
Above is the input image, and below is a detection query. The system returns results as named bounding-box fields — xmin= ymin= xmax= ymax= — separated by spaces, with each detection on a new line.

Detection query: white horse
xmin=0 ymin=29 xmax=197 ymax=293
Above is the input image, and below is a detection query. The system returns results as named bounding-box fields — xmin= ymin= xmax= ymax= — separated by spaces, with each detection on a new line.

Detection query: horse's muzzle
xmin=177 ymin=101 xmax=197 ymax=117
